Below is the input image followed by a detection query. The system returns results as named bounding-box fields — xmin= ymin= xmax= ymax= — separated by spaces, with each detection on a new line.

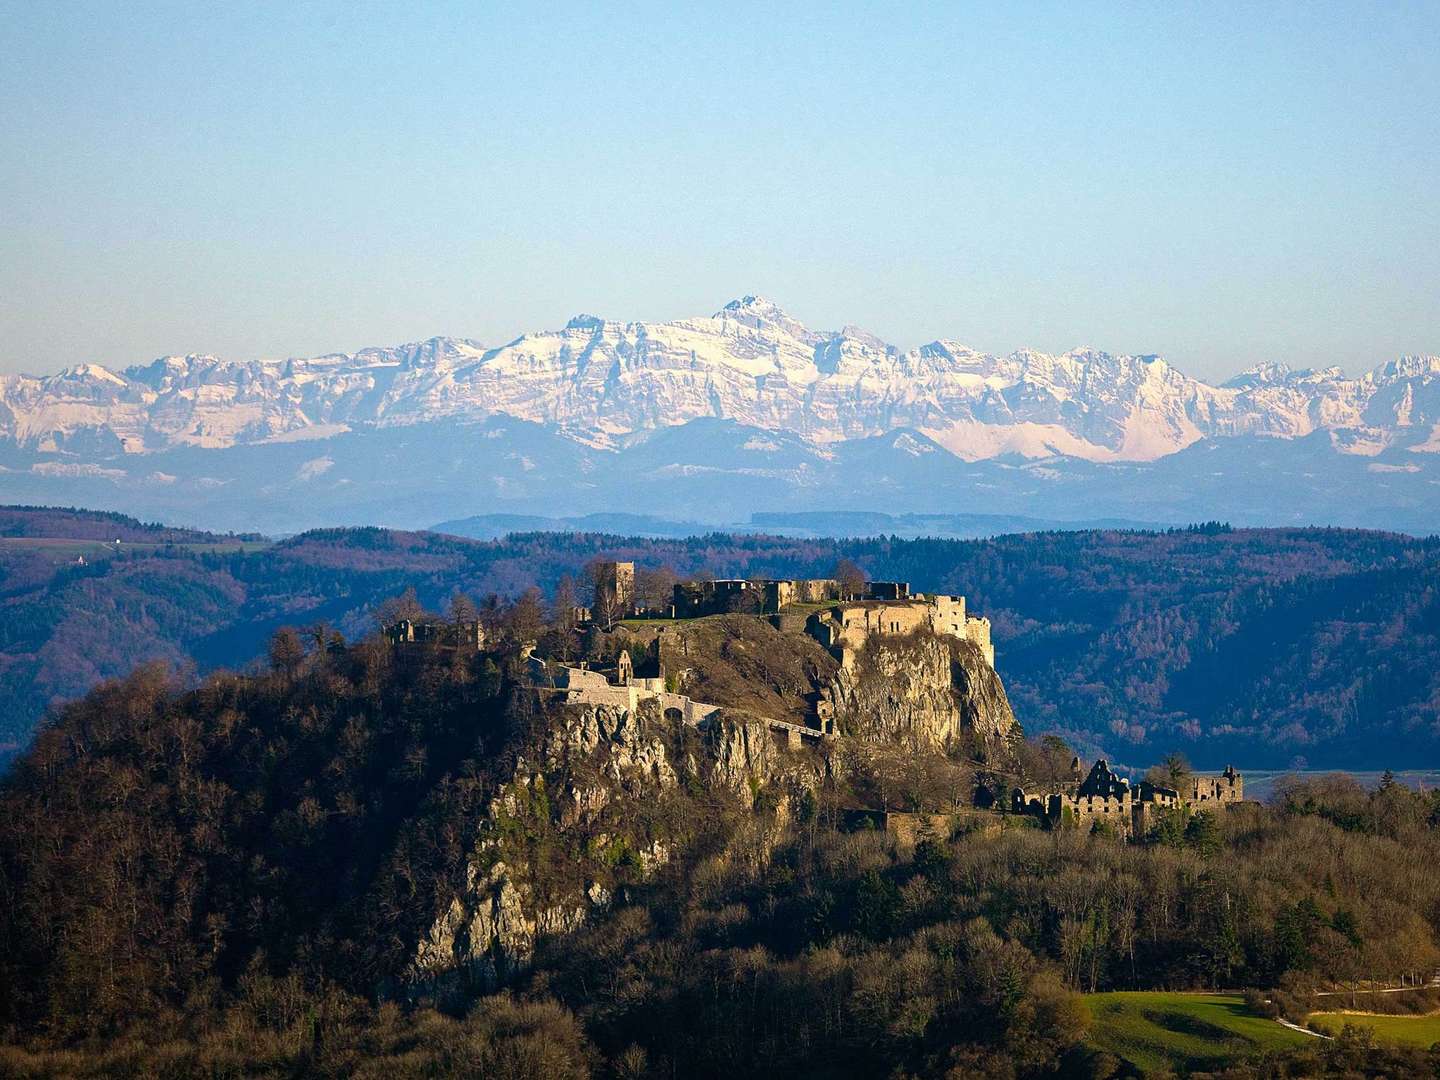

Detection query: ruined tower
xmin=593 ymin=561 xmax=636 ymax=620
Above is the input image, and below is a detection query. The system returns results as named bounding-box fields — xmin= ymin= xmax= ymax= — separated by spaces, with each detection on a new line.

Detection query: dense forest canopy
xmin=3 ymin=507 xmax=1439 ymax=770
xmin=4 ymin=607 xmax=1440 ymax=1078
xmin=0 ymin=505 xmax=243 ymax=543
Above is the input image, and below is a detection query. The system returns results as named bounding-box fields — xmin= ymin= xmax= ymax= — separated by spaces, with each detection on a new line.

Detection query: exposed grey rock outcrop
xmin=408 ymin=631 xmax=1018 ymax=996
xmin=951 ymin=638 xmax=1021 ymax=750
xmin=706 ymin=712 xmax=783 ymax=794
xmin=407 ymin=703 xmax=671 ymax=994
xmin=407 ymin=700 xmax=803 ymax=995
xmin=828 ymin=633 xmax=1019 ymax=755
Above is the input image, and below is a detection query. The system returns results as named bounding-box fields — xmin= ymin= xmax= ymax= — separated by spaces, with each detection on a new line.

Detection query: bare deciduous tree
xmin=268 ymin=627 xmax=305 ymax=677
xmin=834 ymin=558 xmax=866 ymax=600
xmin=635 ymin=565 xmax=678 ymax=614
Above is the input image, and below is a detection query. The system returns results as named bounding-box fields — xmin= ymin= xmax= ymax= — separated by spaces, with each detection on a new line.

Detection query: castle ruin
xmin=806 ymin=593 xmax=994 ymax=667
xmin=384 ymin=618 xmax=486 ymax=652
xmin=1009 ymin=759 xmax=1244 ymax=838
xmin=666 ymin=575 xmax=994 ymax=668
xmin=592 ymin=560 xmax=636 ymax=620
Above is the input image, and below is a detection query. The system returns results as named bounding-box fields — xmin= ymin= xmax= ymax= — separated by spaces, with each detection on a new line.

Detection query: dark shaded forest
xmin=4 ymin=507 xmax=1439 ymax=770
xmin=4 ymin=616 xmax=1440 ymax=1078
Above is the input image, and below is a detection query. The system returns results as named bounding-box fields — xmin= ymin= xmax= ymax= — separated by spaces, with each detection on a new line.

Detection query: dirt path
xmin=1311 ymin=981 xmax=1440 ymax=996
xmin=1275 ymin=1017 xmax=1329 ymax=1040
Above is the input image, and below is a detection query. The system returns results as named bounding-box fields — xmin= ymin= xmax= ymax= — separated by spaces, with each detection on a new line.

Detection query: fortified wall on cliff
xmin=805 ymin=594 xmax=994 ymax=668
xmin=388 ymin=567 xmax=1018 ymax=995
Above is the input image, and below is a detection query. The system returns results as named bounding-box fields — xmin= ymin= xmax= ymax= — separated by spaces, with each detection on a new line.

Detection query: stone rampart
xmin=807 ymin=594 xmax=995 ymax=669
xmin=842 ymin=809 xmax=1003 ymax=847
xmin=544 ymin=663 xmax=821 ymax=745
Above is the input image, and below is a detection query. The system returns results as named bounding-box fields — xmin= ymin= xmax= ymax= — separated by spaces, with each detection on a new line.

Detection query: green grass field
xmin=1309 ymin=1012 xmax=1440 ymax=1047
xmin=1085 ymin=992 xmax=1312 ymax=1074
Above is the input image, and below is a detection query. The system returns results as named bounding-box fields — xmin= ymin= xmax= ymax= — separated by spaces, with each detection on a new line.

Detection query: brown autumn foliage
xmin=3 ymin=592 xmax=1440 ymax=1076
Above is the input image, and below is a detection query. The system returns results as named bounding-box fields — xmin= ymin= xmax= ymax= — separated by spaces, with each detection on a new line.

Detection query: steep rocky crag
xmin=408 ymin=625 xmax=1018 ymax=995
xmin=828 ymin=632 xmax=1019 ymax=757
xmin=407 ymin=699 xmax=822 ymax=995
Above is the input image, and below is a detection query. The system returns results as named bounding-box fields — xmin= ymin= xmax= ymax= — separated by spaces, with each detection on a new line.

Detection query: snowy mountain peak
xmin=564 ymin=314 xmax=606 ymax=331
xmin=56 ymin=363 xmax=127 ymax=386
xmin=1 ymin=298 xmax=1436 ymax=464
xmin=718 ymin=294 xmax=782 ymax=316
xmin=713 ymin=295 xmax=821 ymax=344
xmin=835 ymin=325 xmax=894 ymax=354
xmin=1372 ymin=354 xmax=1440 ymax=381
xmin=1224 ymin=362 xmax=1294 ymax=389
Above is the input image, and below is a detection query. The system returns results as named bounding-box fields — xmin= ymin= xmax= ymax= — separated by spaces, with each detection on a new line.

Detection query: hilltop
xmin=4 ymin=588 xmax=1440 ymax=1077
xmin=0 ymin=505 xmax=232 ymax=543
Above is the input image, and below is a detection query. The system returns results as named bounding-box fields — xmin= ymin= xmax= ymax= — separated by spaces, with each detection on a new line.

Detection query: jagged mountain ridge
xmin=5 ymin=295 xmax=1440 ymax=462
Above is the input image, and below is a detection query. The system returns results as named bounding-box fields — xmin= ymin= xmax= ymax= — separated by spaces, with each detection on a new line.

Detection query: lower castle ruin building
xmin=384 ymin=618 xmax=486 ymax=651
xmin=1010 ymin=759 xmax=1243 ymax=838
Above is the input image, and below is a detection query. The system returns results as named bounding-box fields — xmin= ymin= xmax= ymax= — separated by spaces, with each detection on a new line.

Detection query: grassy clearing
xmin=619 ymin=602 xmax=836 ymax=629
xmin=1309 ymin=1012 xmax=1440 ymax=1047
xmin=1085 ymin=992 xmax=1311 ymax=1074
xmin=617 ymin=615 xmax=702 ymax=628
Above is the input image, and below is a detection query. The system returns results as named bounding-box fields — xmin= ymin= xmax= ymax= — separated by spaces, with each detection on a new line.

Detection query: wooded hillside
xmin=3 ymin=508 xmax=1438 ymax=769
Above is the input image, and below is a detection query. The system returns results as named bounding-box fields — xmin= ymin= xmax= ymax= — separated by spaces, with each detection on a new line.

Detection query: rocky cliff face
xmin=407 ymin=627 xmax=1019 ymax=994
xmin=406 ymin=700 xmax=819 ymax=995
xmin=827 ymin=633 xmax=1019 ymax=757
xmin=952 ymin=639 xmax=1020 ymax=750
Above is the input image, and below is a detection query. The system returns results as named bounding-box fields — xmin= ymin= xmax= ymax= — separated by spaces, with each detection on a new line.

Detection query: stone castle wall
xmin=1187 ymin=769 xmax=1244 ymax=804
xmin=539 ymin=660 xmax=827 ymax=751
xmin=1012 ymin=761 xmax=1243 ymax=838
xmin=546 ymin=664 xmax=722 ymax=727
xmin=807 ymin=594 xmax=995 ymax=668
xmin=964 ymin=617 xmax=994 ymax=666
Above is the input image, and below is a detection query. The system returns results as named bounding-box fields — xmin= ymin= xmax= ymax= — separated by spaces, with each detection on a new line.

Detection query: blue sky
xmin=2 ymin=1 xmax=1437 ymax=381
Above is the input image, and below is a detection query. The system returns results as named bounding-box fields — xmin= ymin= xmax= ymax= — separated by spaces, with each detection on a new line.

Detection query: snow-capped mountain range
xmin=5 ymin=295 xmax=1440 ymax=463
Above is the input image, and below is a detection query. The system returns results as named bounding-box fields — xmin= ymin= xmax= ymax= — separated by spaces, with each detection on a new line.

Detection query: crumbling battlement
xmin=1184 ymin=768 xmax=1245 ymax=805
xmin=806 ymin=595 xmax=994 ymax=668
xmin=384 ymin=619 xmax=486 ymax=651
xmin=672 ymin=576 xmax=912 ymax=618
xmin=527 ymin=656 xmax=831 ymax=749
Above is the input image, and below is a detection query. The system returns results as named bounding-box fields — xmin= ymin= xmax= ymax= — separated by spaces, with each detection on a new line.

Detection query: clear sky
xmin=2 ymin=2 xmax=1437 ymax=382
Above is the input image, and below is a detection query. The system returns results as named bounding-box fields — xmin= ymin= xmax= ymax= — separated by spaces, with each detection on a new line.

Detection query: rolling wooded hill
xmin=2 ymin=506 xmax=1438 ymax=770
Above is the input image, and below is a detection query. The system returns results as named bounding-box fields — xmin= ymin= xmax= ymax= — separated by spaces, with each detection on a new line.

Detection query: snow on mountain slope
xmin=3 ymin=297 xmax=1438 ymax=463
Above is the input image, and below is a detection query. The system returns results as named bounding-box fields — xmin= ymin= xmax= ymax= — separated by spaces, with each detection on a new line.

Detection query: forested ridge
xmin=4 ymin=507 xmax=1439 ymax=769
xmin=4 ymin=612 xmax=1440 ymax=1077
